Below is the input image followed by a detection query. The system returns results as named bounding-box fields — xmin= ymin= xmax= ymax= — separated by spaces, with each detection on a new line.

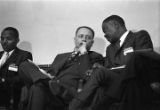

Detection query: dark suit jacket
xmin=103 ymin=30 xmax=153 ymax=99
xmin=18 ymin=51 xmax=103 ymax=110
xmin=105 ymin=30 xmax=153 ymax=69
xmin=49 ymin=51 xmax=103 ymax=102
xmin=0 ymin=47 xmax=32 ymax=108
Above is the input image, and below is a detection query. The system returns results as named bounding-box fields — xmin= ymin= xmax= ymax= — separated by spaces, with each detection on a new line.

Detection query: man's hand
xmin=78 ymin=42 xmax=87 ymax=55
xmin=150 ymin=82 xmax=160 ymax=94
xmin=92 ymin=63 xmax=103 ymax=69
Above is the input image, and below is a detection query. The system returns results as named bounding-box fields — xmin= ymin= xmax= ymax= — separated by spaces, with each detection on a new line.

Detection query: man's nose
xmin=82 ymin=36 xmax=87 ymax=42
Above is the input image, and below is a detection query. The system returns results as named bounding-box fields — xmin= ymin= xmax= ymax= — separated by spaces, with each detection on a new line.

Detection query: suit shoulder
xmin=17 ymin=48 xmax=32 ymax=54
xmin=131 ymin=30 xmax=151 ymax=42
xmin=16 ymin=48 xmax=32 ymax=60
xmin=133 ymin=30 xmax=150 ymax=36
xmin=89 ymin=51 xmax=103 ymax=58
xmin=56 ymin=52 xmax=71 ymax=56
xmin=54 ymin=52 xmax=71 ymax=60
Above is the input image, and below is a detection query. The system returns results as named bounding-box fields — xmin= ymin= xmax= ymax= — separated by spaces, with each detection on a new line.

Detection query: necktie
xmin=0 ymin=52 xmax=9 ymax=68
xmin=115 ymin=40 xmax=121 ymax=49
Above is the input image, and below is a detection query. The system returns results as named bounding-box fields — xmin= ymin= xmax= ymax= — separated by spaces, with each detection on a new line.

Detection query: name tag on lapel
xmin=123 ymin=47 xmax=134 ymax=56
xmin=8 ymin=64 xmax=18 ymax=72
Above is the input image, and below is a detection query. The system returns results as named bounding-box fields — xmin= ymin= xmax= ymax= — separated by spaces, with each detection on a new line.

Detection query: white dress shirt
xmin=119 ymin=31 xmax=129 ymax=47
xmin=0 ymin=50 xmax=14 ymax=68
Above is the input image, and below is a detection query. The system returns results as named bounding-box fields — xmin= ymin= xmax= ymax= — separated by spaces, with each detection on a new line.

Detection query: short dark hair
xmin=75 ymin=26 xmax=95 ymax=38
xmin=102 ymin=15 xmax=125 ymax=32
xmin=1 ymin=27 xmax=19 ymax=39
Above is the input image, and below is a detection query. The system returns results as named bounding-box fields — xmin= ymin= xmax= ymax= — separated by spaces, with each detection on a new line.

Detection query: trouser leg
xmin=69 ymin=67 xmax=116 ymax=110
xmin=28 ymin=82 xmax=67 ymax=110
xmin=19 ymin=61 xmax=50 ymax=89
xmin=27 ymin=83 xmax=47 ymax=110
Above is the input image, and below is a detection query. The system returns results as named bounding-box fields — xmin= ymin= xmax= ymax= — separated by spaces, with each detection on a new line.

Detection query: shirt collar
xmin=119 ymin=31 xmax=129 ymax=47
xmin=4 ymin=49 xmax=15 ymax=57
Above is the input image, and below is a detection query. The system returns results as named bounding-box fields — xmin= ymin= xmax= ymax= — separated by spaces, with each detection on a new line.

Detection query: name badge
xmin=123 ymin=47 xmax=134 ymax=56
xmin=8 ymin=64 xmax=18 ymax=72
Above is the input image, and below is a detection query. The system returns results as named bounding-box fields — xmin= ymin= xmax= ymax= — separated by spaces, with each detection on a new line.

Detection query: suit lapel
xmin=115 ymin=31 xmax=133 ymax=55
xmin=59 ymin=53 xmax=71 ymax=67
xmin=120 ymin=31 xmax=133 ymax=49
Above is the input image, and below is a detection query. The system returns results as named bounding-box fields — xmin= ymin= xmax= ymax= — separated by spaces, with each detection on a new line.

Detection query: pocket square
xmin=123 ymin=47 xmax=134 ymax=56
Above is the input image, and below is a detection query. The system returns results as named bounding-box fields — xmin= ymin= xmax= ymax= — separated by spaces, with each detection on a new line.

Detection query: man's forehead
xmin=2 ymin=30 xmax=15 ymax=36
xmin=77 ymin=28 xmax=93 ymax=36
xmin=104 ymin=20 xmax=114 ymax=26
xmin=1 ymin=30 xmax=17 ymax=40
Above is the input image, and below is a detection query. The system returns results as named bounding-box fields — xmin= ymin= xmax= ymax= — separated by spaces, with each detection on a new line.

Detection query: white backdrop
xmin=0 ymin=0 xmax=160 ymax=64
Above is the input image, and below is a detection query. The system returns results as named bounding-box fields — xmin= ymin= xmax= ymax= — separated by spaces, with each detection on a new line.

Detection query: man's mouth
xmin=107 ymin=37 xmax=111 ymax=41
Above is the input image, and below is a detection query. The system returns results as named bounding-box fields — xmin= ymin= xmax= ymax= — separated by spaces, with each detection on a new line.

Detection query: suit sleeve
xmin=90 ymin=52 xmax=104 ymax=66
xmin=134 ymin=30 xmax=153 ymax=50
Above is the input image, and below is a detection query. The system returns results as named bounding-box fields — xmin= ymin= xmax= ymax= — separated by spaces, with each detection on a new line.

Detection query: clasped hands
xmin=150 ymin=82 xmax=160 ymax=94
xmin=75 ymin=42 xmax=88 ymax=55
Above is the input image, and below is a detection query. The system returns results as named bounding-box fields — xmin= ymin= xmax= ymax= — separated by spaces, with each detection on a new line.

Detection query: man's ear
xmin=16 ymin=38 xmax=20 ymax=44
xmin=91 ymin=40 xmax=94 ymax=46
xmin=88 ymin=40 xmax=94 ymax=50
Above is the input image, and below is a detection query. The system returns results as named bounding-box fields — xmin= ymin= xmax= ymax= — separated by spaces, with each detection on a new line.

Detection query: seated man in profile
xmin=19 ymin=26 xmax=103 ymax=110
xmin=0 ymin=27 xmax=32 ymax=110
xmin=69 ymin=15 xmax=160 ymax=110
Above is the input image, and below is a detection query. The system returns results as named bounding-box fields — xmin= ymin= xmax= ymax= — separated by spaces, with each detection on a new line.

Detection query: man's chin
xmin=2 ymin=47 xmax=8 ymax=51
xmin=2 ymin=47 xmax=12 ymax=52
xmin=108 ymin=40 xmax=113 ymax=44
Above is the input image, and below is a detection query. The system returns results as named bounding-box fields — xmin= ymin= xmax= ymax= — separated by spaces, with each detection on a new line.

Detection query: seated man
xmin=18 ymin=26 xmax=103 ymax=110
xmin=0 ymin=27 xmax=32 ymax=110
xmin=69 ymin=15 xmax=160 ymax=110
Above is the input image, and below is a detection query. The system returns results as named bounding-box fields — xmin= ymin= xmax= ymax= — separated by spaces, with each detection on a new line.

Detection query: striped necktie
xmin=0 ymin=52 xmax=9 ymax=68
